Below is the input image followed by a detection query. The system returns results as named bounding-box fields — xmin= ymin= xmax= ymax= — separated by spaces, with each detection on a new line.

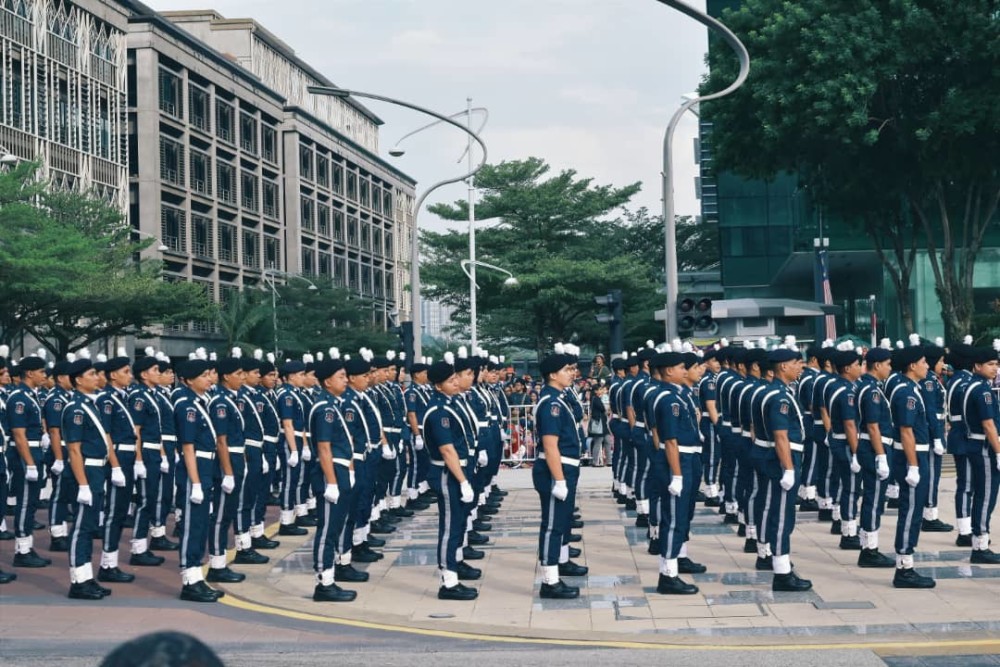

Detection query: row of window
xmin=301 ymin=247 xmax=392 ymax=297
xmin=298 ymin=143 xmax=394 ymax=214
xmin=160 ymin=204 xmax=280 ymax=271
xmin=298 ymin=195 xmax=394 ymax=254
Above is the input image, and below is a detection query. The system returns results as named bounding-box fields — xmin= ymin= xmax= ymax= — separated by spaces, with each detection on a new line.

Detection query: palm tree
xmin=215 ymin=289 xmax=272 ymax=352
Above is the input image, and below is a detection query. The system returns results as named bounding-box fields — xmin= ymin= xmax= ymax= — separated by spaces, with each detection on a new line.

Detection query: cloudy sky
xmin=145 ymin=0 xmax=709 ymax=232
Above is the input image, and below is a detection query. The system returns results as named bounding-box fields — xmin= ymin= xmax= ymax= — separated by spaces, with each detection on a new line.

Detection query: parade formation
xmin=0 ymin=334 xmax=998 ymax=606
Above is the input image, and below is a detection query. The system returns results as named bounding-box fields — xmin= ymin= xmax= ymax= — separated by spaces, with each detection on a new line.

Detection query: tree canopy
xmin=701 ymin=0 xmax=1000 ymax=338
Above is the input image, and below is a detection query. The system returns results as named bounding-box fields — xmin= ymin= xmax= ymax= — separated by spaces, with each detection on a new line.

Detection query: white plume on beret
xmin=499 ymin=355 xmax=505 ymax=364
xmin=682 ymin=342 xmax=694 ymax=353
xmin=879 ymin=338 xmax=892 ymax=349
xmin=329 ymin=348 xmax=340 ymax=359
xmin=116 ymin=346 xmax=127 ymax=357
xmin=266 ymin=353 xmax=275 ymax=363
xmin=78 ymin=348 xmax=91 ymax=360
xmin=343 ymin=354 xmax=351 ymax=360
xmin=646 ymin=340 xmax=655 ymax=349
xmin=36 ymin=348 xmax=47 ymax=359
xmin=993 ymin=339 xmax=1000 ymax=352
xmin=745 ymin=341 xmax=755 ymax=350
xmin=444 ymin=351 xmax=455 ymax=365
xmin=254 ymin=349 xmax=263 ymax=360
xmin=784 ymin=335 xmax=797 ymax=347
xmin=399 ymin=352 xmax=406 ymax=361
xmin=316 ymin=352 xmax=324 ymax=361
xmin=386 ymin=350 xmax=396 ymax=361
xmin=231 ymin=347 xmax=242 ymax=359
xmin=671 ymin=339 xmax=683 ymax=352
xmin=457 ymin=345 xmax=468 ymax=359
xmin=720 ymin=338 xmax=729 ymax=348
xmin=360 ymin=348 xmax=374 ymax=362
xmin=195 ymin=347 xmax=207 ymax=360
xmin=963 ymin=335 xmax=973 ymax=345
xmin=895 ymin=340 xmax=904 ymax=349
xmin=908 ymin=333 xmax=921 ymax=346
xmin=427 ymin=357 xmax=433 ymax=364
xmin=553 ymin=343 xmax=564 ymax=355
xmin=821 ymin=339 xmax=834 ymax=349
xmin=0 ymin=345 xmax=8 ymax=357
xmin=489 ymin=355 xmax=499 ymax=364
xmin=209 ymin=352 xmax=217 ymax=361
xmin=144 ymin=346 xmax=155 ymax=357
xmin=156 ymin=352 xmax=169 ymax=362
xmin=66 ymin=352 xmax=77 ymax=362
xmin=97 ymin=353 xmax=108 ymax=362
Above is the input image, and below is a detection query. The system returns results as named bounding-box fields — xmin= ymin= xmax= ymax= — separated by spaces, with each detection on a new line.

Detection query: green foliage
xmin=0 ymin=163 xmax=212 ymax=355
xmin=215 ymin=289 xmax=273 ymax=352
xmin=701 ymin=0 xmax=1000 ymax=338
xmin=425 ymin=158 xmax=689 ymax=358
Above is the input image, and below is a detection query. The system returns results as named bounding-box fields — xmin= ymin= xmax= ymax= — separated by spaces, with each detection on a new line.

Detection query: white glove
xmin=40 ymin=433 xmax=51 ymax=450
xmin=301 ymin=446 xmax=312 ymax=462
xmin=414 ymin=435 xmax=424 ymax=451
xmin=460 ymin=480 xmax=475 ymax=503
xmin=221 ymin=475 xmax=235 ymax=494
xmin=850 ymin=454 xmax=861 ymax=474
xmin=668 ymin=476 xmax=683 ymax=497
xmin=780 ymin=469 xmax=796 ymax=491
xmin=190 ymin=483 xmax=204 ymax=504
xmin=77 ymin=485 xmax=93 ymax=506
xmin=111 ymin=466 xmax=126 ymax=487
xmin=905 ymin=465 xmax=920 ymax=487
xmin=160 ymin=456 xmax=170 ymax=473
xmin=933 ymin=439 xmax=945 ymax=456
xmin=381 ymin=444 xmax=396 ymax=460
xmin=876 ymin=454 xmax=889 ymax=480
xmin=287 ymin=449 xmax=299 ymax=468
xmin=262 ymin=458 xmax=270 ymax=475
xmin=324 ymin=483 xmax=340 ymax=504
xmin=996 ymin=455 xmax=1000 ymax=473
xmin=477 ymin=449 xmax=488 ymax=468
xmin=51 ymin=459 xmax=65 ymax=476
xmin=25 ymin=465 xmax=39 ymax=482
xmin=349 ymin=470 xmax=356 ymax=487
xmin=134 ymin=461 xmax=147 ymax=480
xmin=552 ymin=479 xmax=569 ymax=501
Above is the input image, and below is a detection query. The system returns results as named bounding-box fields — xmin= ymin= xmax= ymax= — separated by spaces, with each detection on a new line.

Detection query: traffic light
xmin=677 ymin=297 xmax=696 ymax=335
xmin=694 ymin=297 xmax=718 ymax=335
xmin=398 ymin=321 xmax=414 ymax=371
xmin=594 ymin=289 xmax=624 ymax=354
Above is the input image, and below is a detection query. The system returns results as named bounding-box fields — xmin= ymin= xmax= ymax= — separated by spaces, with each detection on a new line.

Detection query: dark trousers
xmin=751 ymin=456 xmax=772 ymax=545
xmin=431 ymin=466 xmax=467 ymax=572
xmin=857 ymin=442 xmax=889 ymax=534
xmin=155 ymin=442 xmax=176 ymax=527
xmin=893 ymin=450 xmax=930 ymax=555
xmin=801 ymin=428 xmax=817 ymax=488
xmin=954 ymin=453 xmax=973 ymax=521
xmin=403 ymin=437 xmax=418 ymax=491
xmin=927 ymin=451 xmax=944 ymax=509
xmin=719 ymin=428 xmax=738 ymax=506
xmin=311 ymin=464 xmax=353 ymax=574
xmin=832 ymin=446 xmax=859 ymax=523
xmin=254 ymin=442 xmax=278 ymax=525
xmin=389 ymin=436 xmax=406 ymax=497
xmin=68 ymin=467 xmax=106 ymax=569
xmin=12 ymin=445 xmax=43 ymax=538
xmin=735 ymin=437 xmax=754 ymax=521
xmin=415 ymin=440 xmax=430 ymax=489
xmin=659 ymin=453 xmax=696 ymax=559
xmin=700 ymin=421 xmax=718 ymax=486
xmin=970 ymin=446 xmax=1000 ymax=538
xmin=46 ymin=447 xmax=72 ymax=529
xmin=177 ymin=457 xmax=215 ymax=570
xmin=762 ymin=451 xmax=801 ymax=557
xmin=534 ymin=463 xmax=579 ymax=565
xmin=297 ymin=456 xmax=315 ymax=508
xmin=632 ymin=429 xmax=651 ymax=503
xmin=134 ymin=449 xmax=162 ymax=541
xmin=280 ymin=439 xmax=303 ymax=514
xmin=103 ymin=450 xmax=136 ymax=553
xmin=209 ymin=456 xmax=245 ymax=558
xmin=621 ymin=431 xmax=635 ymax=490
xmin=239 ymin=445 xmax=263 ymax=534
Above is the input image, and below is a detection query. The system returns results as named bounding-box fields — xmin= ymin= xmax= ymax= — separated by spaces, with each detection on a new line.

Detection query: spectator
xmin=509 ymin=379 xmax=527 ymax=407
xmin=588 ymin=384 xmax=611 ymax=466
xmin=101 ymin=632 xmax=224 ymax=667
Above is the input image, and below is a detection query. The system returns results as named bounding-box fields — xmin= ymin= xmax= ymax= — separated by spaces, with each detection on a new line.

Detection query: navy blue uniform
xmin=405 ymin=382 xmax=432 ymax=493
xmin=889 ymin=378 xmax=931 ymax=556
xmin=963 ymin=373 xmax=1000 ymax=544
xmin=698 ymin=372 xmax=720 ymax=493
xmin=95 ymin=386 xmax=138 ymax=558
xmin=921 ymin=372 xmax=946 ymax=517
xmin=757 ymin=379 xmax=805 ymax=558
xmin=856 ymin=374 xmax=893 ymax=540
xmin=208 ymin=388 xmax=246 ymax=562
xmin=946 ymin=370 xmax=975 ymax=533
xmin=7 ymin=382 xmax=45 ymax=541
xmin=533 ymin=386 xmax=581 ymax=567
xmin=653 ymin=382 xmax=700 ymax=560
xmin=43 ymin=387 xmax=72 ymax=534
xmin=130 ymin=384 xmax=163 ymax=547
xmin=309 ymin=391 xmax=355 ymax=577
xmin=62 ymin=392 xmax=110 ymax=573
xmin=424 ymin=391 xmax=473 ymax=573
xmin=174 ymin=387 xmax=218 ymax=574
xmin=276 ymin=384 xmax=306 ymax=520
xmin=827 ymin=377 xmax=860 ymax=529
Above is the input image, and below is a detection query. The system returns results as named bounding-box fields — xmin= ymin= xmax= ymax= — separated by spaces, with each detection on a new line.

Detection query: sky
xmin=144 ymin=0 xmax=710 ymax=233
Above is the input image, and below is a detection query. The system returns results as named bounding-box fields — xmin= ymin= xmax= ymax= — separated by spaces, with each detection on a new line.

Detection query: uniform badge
xmin=284 ymin=396 xmax=294 ymax=407
xmin=550 ymin=405 xmax=561 ymax=417
xmin=53 ymin=400 xmax=62 ymax=410
xmin=133 ymin=399 xmax=143 ymax=411
xmin=441 ymin=417 xmax=450 ymax=428
xmin=255 ymin=401 xmax=264 ymax=412
xmin=325 ymin=412 xmax=335 ymax=423
xmin=14 ymin=403 xmax=23 ymax=414
xmin=73 ymin=413 xmax=83 ymax=426
xmin=345 ymin=412 xmax=354 ymax=422
xmin=780 ymin=403 xmax=789 ymax=415
xmin=986 ymin=394 xmax=993 ymax=405
xmin=104 ymin=403 xmax=113 ymax=414
xmin=847 ymin=395 xmax=855 ymax=406
xmin=906 ymin=397 xmax=917 ymax=411
xmin=187 ymin=409 xmax=197 ymax=423
xmin=872 ymin=393 xmax=881 ymax=403
xmin=672 ymin=404 xmax=680 ymax=417
xmin=216 ymin=407 xmax=226 ymax=418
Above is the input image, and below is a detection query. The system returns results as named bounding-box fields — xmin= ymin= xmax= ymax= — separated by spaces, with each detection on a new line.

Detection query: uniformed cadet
xmin=384 ymin=352 xmax=411 ymax=517
xmin=618 ymin=354 xmax=641 ymax=509
xmin=945 ymin=342 xmax=976 ymax=547
xmin=920 ymin=344 xmax=953 ymax=533
xmin=813 ymin=344 xmax=841 ymax=525
xmin=8 ymin=355 xmax=52 ymax=568
xmin=608 ymin=356 xmax=628 ymax=501
xmin=746 ymin=347 xmax=777 ymax=558
xmin=128 ymin=354 xmax=168 ymax=568
xmin=309 ymin=358 xmax=358 ymax=602
xmin=796 ymin=346 xmax=823 ymax=512
xmin=205 ymin=354 xmax=249 ymax=584
xmin=450 ymin=349 xmax=488 ymax=560
xmin=678 ymin=350 xmax=710 ymax=574
xmin=44 ymin=358 xmax=73 ymax=553
xmin=626 ymin=345 xmax=655 ymax=527
xmin=62 ymin=358 xmax=113 ymax=599
xmin=0 ymin=350 xmax=16 ymax=584
xmin=233 ymin=351 xmax=271 ymax=565
xmin=251 ymin=354 xmax=282 ymax=550
xmin=423 ymin=355 xmax=479 ymax=600
xmin=736 ymin=347 xmax=768 ymax=546
xmin=718 ymin=347 xmax=746 ymax=525
xmin=342 ymin=354 xmax=386 ymax=563
xmin=487 ymin=356 xmax=511 ymax=500
xmin=467 ymin=355 xmax=497 ymax=541
xmin=882 ymin=343 xmax=909 ymax=510
xmin=276 ymin=360 xmax=309 ymax=536
xmin=887 ymin=345 xmax=936 ymax=588
xmin=855 ymin=346 xmax=896 ymax=568
xmin=534 ymin=348 xmax=586 ymax=599
xmin=962 ymin=345 xmax=1000 ymax=564
xmin=297 ymin=356 xmax=319 ymax=526
xmin=641 ymin=358 xmax=669 ymax=555
xmin=405 ymin=357 xmax=434 ymax=506
xmin=150 ymin=353 xmax=179 ymax=552
xmin=698 ymin=349 xmax=722 ymax=507
xmin=174 ymin=358 xmax=225 ymax=603
xmin=756 ymin=347 xmax=812 ymax=591
xmin=825 ymin=344 xmax=864 ymax=549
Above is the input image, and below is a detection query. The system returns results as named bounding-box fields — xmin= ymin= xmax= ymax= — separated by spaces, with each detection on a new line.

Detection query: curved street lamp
xmin=655 ymin=0 xmax=750 ymax=341
xmin=306 ymin=86 xmax=488 ymax=359
xmin=261 ymin=269 xmax=318 ymax=356
xmin=460 ymin=259 xmax=518 ymax=289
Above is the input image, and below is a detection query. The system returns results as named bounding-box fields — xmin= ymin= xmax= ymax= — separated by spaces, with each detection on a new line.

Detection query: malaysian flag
xmin=818 ymin=248 xmax=837 ymax=339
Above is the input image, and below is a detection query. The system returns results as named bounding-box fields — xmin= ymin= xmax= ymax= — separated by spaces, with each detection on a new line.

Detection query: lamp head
xmin=503 ymin=276 xmax=519 ymax=287
xmin=307 ymin=86 xmax=350 ymax=99
xmin=308 ymin=284 xmax=318 ymax=291
xmin=388 ymin=148 xmax=406 ymax=158
xmin=0 ymin=153 xmax=18 ymax=165
xmin=157 ymin=243 xmax=169 ymax=252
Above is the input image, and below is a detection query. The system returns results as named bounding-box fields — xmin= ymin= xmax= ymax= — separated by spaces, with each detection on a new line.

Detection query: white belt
xmin=384 ymin=427 xmax=401 ymax=433
xmin=245 ymin=439 xmax=263 ymax=448
xmin=142 ymin=442 xmax=162 ymax=450
xmin=829 ymin=433 xmax=847 ymax=440
xmin=859 ymin=434 xmax=893 ymax=446
xmin=678 ymin=445 xmax=701 ymax=455
xmin=701 ymin=412 xmax=711 ymax=418
xmin=617 ymin=417 xmax=629 ymax=423
xmin=754 ymin=438 xmax=772 ymax=448
xmin=367 ymin=443 xmax=379 ymax=453
xmin=950 ymin=416 xmax=963 ymax=423
xmin=333 ymin=457 xmax=352 ymax=467
xmin=228 ymin=446 xmax=245 ymax=454
xmin=731 ymin=426 xmax=741 ymax=434
xmin=195 ymin=451 xmax=215 ymax=460
xmin=263 ymin=435 xmax=279 ymax=443
xmin=84 ymin=457 xmax=107 ymax=467
xmin=721 ymin=420 xmax=731 ymax=427
xmin=741 ymin=430 xmax=751 ymax=437
xmin=968 ymin=434 xmax=986 ymax=441
xmin=162 ymin=435 xmax=177 ymax=443
xmin=754 ymin=439 xmax=804 ymax=452
xmin=813 ymin=420 xmax=824 ymax=426
xmin=431 ymin=459 xmax=467 ymax=467
xmin=27 ymin=440 xmax=41 ymax=447
xmin=935 ymin=413 xmax=945 ymax=420
xmin=116 ymin=444 xmax=136 ymax=452
xmin=611 ymin=414 xmax=620 ymax=419
xmin=293 ymin=431 xmax=305 ymax=438
xmin=893 ymin=442 xmax=930 ymax=452
xmin=476 ymin=421 xmax=489 ymax=428
xmin=633 ymin=422 xmax=645 ymax=428
xmin=352 ymin=453 xmax=365 ymax=461
xmin=538 ymin=453 xmax=580 ymax=467
xmin=789 ymin=442 xmax=804 ymax=452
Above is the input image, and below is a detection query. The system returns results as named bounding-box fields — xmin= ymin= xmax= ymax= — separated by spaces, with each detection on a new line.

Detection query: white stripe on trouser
xmin=979 ymin=448 xmax=993 ymax=535
xmin=869 ymin=476 xmax=882 ymax=532
xmin=212 ymin=488 xmax=229 ymax=556
xmin=775 ymin=487 xmax=788 ymax=557
xmin=439 ymin=470 xmax=450 ymax=570
xmin=665 ymin=495 xmax=678 ymax=558
xmin=236 ymin=467 xmax=248 ymax=534
xmin=180 ymin=479 xmax=195 ymax=569
xmin=900 ymin=483 xmax=918 ymax=553
xmin=154 ymin=467 xmax=165 ymax=526
xmin=759 ymin=478 xmax=773 ymax=545
xmin=542 ymin=493 xmax=557 ymax=565
xmin=317 ymin=499 xmax=332 ymax=576
xmin=823 ymin=448 xmax=835 ymax=500
xmin=104 ymin=476 xmax=119 ymax=545
xmin=18 ymin=468 xmax=31 ymax=535
xmin=746 ymin=474 xmax=759 ymax=539
xmin=69 ymin=502 xmax=85 ymax=568
xmin=50 ymin=472 xmax=64 ymax=525
xmin=846 ymin=470 xmax=857 ymax=521
xmin=282 ymin=454 xmax=294 ymax=511
xmin=960 ymin=458 xmax=973 ymax=517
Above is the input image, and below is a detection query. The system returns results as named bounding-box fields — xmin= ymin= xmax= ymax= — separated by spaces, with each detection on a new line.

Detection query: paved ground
xmin=1 ymin=466 xmax=998 ymax=665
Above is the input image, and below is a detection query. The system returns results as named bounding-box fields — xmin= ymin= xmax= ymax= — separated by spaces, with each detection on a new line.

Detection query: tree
xmin=215 ymin=289 xmax=273 ymax=352
xmin=424 ymin=158 xmax=655 ymax=359
xmin=702 ymin=0 xmax=999 ymax=338
xmin=0 ymin=163 xmax=212 ymax=355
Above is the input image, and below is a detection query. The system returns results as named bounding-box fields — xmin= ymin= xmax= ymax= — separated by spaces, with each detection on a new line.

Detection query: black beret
xmin=729 ymin=348 xmax=747 ymax=365
xmin=865 ymin=348 xmax=892 ymax=364
xmin=747 ymin=349 xmax=770 ymax=368
xmin=970 ymin=347 xmax=999 ymax=365
xmin=652 ymin=352 xmax=685 ymax=369
xmin=923 ymin=345 xmax=945 ymax=368
xmin=637 ymin=348 xmax=657 ymax=362
xmin=279 ymin=360 xmax=306 ymax=376
xmin=768 ymin=348 xmax=800 ymax=364
xmin=240 ymin=358 xmax=260 ymax=373
xmin=454 ymin=356 xmax=475 ymax=373
xmin=344 ymin=358 xmax=370 ymax=376
xmin=682 ymin=353 xmax=702 ymax=369
xmin=157 ymin=358 xmax=173 ymax=372
xmin=833 ymin=350 xmax=861 ymax=369
xmin=540 ymin=353 xmax=570 ymax=376
xmin=428 ymin=360 xmax=455 ymax=385
xmin=258 ymin=361 xmax=276 ymax=376
xmin=67 ymin=359 xmax=93 ymax=379
xmin=805 ymin=346 xmax=821 ymax=361
xmin=372 ymin=356 xmax=391 ymax=369
xmin=610 ymin=358 xmax=625 ymax=371
xmin=18 ymin=356 xmax=46 ymax=372
xmin=701 ymin=349 xmax=719 ymax=362
xmin=52 ymin=360 xmax=71 ymax=376
xmin=410 ymin=363 xmax=429 ymax=374
xmin=177 ymin=359 xmax=211 ymax=380
xmin=133 ymin=357 xmax=159 ymax=376
xmin=893 ymin=346 xmax=925 ymax=370
xmin=217 ymin=357 xmax=242 ymax=377
xmin=624 ymin=355 xmax=640 ymax=368
xmin=314 ymin=359 xmax=346 ymax=382
xmin=104 ymin=356 xmax=130 ymax=373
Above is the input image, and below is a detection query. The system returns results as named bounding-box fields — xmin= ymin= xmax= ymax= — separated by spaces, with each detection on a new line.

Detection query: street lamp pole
xmin=467 ymin=97 xmax=478 ymax=352
xmin=307 ymin=87 xmax=488 ymax=360
xmin=261 ymin=269 xmax=317 ymax=357
xmin=655 ymin=0 xmax=749 ymax=341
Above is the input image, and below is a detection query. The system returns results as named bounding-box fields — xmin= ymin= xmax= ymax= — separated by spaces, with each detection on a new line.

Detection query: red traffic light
xmin=678 ymin=298 xmax=696 ymax=313
xmin=696 ymin=298 xmax=712 ymax=312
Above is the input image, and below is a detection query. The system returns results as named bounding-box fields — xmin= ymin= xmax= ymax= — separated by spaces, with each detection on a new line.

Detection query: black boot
xmin=539 ymin=580 xmax=579 ymax=599
xmin=817 ymin=509 xmax=833 ymax=522
xmin=656 ymin=574 xmax=698 ymax=594
xmin=49 ymin=536 xmax=69 ymax=552
xmin=893 ymin=567 xmax=935 ymax=589
xmin=921 ymin=518 xmax=954 ymax=533
xmin=723 ymin=513 xmax=739 ymax=525
xmin=180 ymin=580 xmax=222 ymax=603
xmin=755 ymin=556 xmax=773 ymax=571
xmin=313 ymin=582 xmax=357 ymax=602
xmin=335 ymin=564 xmax=369 ymax=582
xmin=351 ymin=545 xmax=382 ymax=563
xmin=970 ymin=549 xmax=1000 ymax=565
xmin=0 ymin=569 xmax=17 ymax=584
xmin=391 ymin=507 xmax=415 ymax=518
xmin=206 ymin=566 xmax=246 ymax=583
xmin=13 ymin=549 xmax=52 ymax=568
xmin=798 ymin=498 xmax=819 ymax=512
xmin=737 ymin=524 xmax=747 ymax=537
xmin=839 ymin=535 xmax=862 ymax=551
xmin=472 ymin=520 xmax=492 ymax=532
xmin=149 ymin=536 xmax=180 ymax=551
xmin=704 ymin=496 xmax=721 ymax=507
xmin=278 ymin=523 xmax=307 ymax=536
xmin=233 ymin=549 xmax=270 ymax=565
xmin=956 ymin=534 xmax=973 ymax=548
xmin=462 ymin=546 xmax=485 ymax=560
xmin=829 ymin=520 xmax=842 ymax=535
xmin=456 ymin=561 xmax=482 ymax=580
xmin=467 ymin=531 xmax=490 ymax=545
xmin=129 ymin=551 xmax=166 ymax=567
xmin=773 ymin=571 xmax=812 ymax=592
xmin=97 ymin=566 xmax=135 ymax=583
xmin=647 ymin=538 xmax=661 ymax=555
xmin=743 ymin=538 xmax=757 ymax=554
xmin=367 ymin=534 xmax=386 ymax=548
xmin=251 ymin=535 xmax=281 ymax=550
xmin=857 ymin=548 xmax=895 ymax=568
xmin=678 ymin=557 xmax=707 ymax=574
xmin=558 ymin=560 xmax=589 ymax=577
xmin=568 ymin=546 xmax=582 ymax=558
xmin=296 ymin=514 xmax=318 ymax=528
xmin=886 ymin=498 xmax=899 ymax=510
xmin=566 ymin=533 xmax=582 ymax=543
xmin=68 ymin=581 xmax=105 ymax=600
xmin=438 ymin=582 xmax=478 ymax=600
xmin=635 ymin=514 xmax=649 ymax=528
